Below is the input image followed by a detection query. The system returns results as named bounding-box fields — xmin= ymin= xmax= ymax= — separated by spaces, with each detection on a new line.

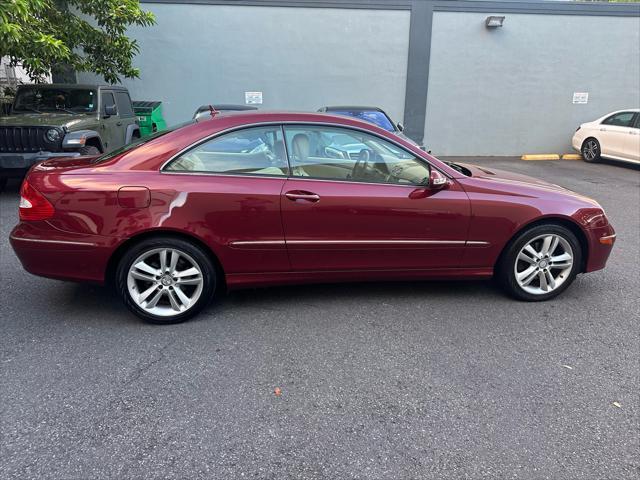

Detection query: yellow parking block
xmin=521 ymin=154 xmax=560 ymax=161
xmin=561 ymin=154 xmax=582 ymax=160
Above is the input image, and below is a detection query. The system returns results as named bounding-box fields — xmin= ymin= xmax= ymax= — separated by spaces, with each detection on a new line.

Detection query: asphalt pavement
xmin=0 ymin=157 xmax=638 ymax=479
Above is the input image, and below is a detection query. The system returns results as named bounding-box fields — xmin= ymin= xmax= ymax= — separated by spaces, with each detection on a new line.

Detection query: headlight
xmin=45 ymin=128 xmax=61 ymax=142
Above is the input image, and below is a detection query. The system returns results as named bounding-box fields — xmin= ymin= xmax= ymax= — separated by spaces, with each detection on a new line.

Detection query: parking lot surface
xmin=1 ymin=158 xmax=638 ymax=479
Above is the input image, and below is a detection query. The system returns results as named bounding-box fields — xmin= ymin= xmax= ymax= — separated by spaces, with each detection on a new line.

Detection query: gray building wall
xmin=425 ymin=11 xmax=640 ymax=156
xmin=78 ymin=4 xmax=411 ymax=127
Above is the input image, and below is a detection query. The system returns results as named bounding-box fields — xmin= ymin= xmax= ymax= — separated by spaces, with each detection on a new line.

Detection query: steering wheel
xmin=351 ymin=149 xmax=371 ymax=180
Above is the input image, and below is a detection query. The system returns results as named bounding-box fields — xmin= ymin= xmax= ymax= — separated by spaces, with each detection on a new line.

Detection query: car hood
xmin=458 ymin=162 xmax=574 ymax=191
xmin=0 ymin=112 xmax=96 ymax=129
xmin=457 ymin=162 xmax=604 ymax=209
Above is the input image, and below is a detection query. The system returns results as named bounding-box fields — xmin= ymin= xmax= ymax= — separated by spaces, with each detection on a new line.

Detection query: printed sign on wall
xmin=245 ymin=91 xmax=263 ymax=105
xmin=572 ymin=92 xmax=589 ymax=104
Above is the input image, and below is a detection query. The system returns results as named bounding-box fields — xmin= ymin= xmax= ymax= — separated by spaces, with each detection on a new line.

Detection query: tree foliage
xmin=0 ymin=0 xmax=155 ymax=83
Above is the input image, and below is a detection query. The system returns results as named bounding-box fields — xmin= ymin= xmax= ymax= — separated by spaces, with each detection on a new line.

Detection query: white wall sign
xmin=245 ymin=91 xmax=263 ymax=105
xmin=572 ymin=92 xmax=589 ymax=104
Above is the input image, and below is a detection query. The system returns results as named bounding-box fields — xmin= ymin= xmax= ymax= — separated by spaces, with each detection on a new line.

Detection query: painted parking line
xmin=521 ymin=154 xmax=560 ymax=161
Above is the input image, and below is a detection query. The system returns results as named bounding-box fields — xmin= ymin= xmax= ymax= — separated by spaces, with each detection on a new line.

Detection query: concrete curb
xmin=521 ymin=154 xmax=560 ymax=161
xmin=520 ymin=154 xmax=584 ymax=161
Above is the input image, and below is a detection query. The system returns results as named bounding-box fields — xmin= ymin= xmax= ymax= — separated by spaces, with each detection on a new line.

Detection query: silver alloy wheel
xmin=514 ymin=234 xmax=574 ymax=295
xmin=583 ymin=140 xmax=598 ymax=161
xmin=127 ymin=247 xmax=204 ymax=317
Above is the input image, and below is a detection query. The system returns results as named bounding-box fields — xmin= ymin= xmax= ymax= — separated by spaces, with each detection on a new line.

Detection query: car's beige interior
xmin=168 ymin=150 xmax=288 ymax=176
xmin=167 ymin=130 xmax=429 ymax=184
xmin=289 ymin=132 xmax=428 ymax=184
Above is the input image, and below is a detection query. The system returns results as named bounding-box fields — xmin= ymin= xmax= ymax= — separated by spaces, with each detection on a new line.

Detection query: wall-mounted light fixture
xmin=485 ymin=16 xmax=505 ymax=28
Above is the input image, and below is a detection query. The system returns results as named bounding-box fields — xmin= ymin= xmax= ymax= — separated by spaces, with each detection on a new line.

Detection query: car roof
xmin=188 ymin=110 xmax=393 ymax=134
xmin=195 ymin=104 xmax=258 ymax=112
xmin=115 ymin=111 xmax=414 ymax=167
xmin=112 ymin=110 xmax=460 ymax=179
xmin=320 ymin=105 xmax=387 ymax=113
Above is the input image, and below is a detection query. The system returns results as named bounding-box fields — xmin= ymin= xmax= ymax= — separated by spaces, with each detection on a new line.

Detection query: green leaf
xmin=0 ymin=0 xmax=155 ymax=83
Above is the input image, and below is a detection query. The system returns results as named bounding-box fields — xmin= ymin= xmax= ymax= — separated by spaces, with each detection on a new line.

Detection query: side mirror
xmin=396 ymin=122 xmax=404 ymax=132
xmin=429 ymin=169 xmax=449 ymax=190
xmin=103 ymin=104 xmax=117 ymax=117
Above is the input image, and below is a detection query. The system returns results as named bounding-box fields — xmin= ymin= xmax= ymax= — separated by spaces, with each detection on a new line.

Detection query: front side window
xmin=101 ymin=92 xmax=116 ymax=114
xmin=165 ymin=126 xmax=288 ymax=176
xmin=283 ymin=125 xmax=429 ymax=185
xmin=602 ymin=112 xmax=635 ymax=127
xmin=13 ymin=87 xmax=97 ymax=113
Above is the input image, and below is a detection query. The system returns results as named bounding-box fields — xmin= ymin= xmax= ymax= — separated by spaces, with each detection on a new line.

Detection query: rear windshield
xmin=330 ymin=110 xmax=396 ymax=132
xmin=92 ymin=126 xmax=183 ymax=163
xmin=14 ymin=87 xmax=97 ymax=113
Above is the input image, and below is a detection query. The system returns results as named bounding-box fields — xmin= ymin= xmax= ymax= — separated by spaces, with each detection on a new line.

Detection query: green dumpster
xmin=132 ymin=101 xmax=167 ymax=137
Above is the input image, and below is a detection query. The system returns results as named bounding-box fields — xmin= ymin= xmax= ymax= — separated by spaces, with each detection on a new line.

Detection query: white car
xmin=572 ymin=109 xmax=639 ymax=164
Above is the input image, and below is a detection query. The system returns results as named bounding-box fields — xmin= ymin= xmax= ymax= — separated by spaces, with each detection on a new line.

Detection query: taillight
xmin=19 ymin=180 xmax=54 ymax=221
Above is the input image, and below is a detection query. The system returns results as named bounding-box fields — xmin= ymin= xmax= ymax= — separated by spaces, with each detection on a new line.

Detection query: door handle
xmin=629 ymin=130 xmax=638 ymax=135
xmin=285 ymin=191 xmax=320 ymax=202
xmin=599 ymin=128 xmax=607 ymax=132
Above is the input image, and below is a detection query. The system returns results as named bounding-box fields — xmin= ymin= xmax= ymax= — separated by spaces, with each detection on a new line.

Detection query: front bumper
xmin=584 ymin=223 xmax=616 ymax=273
xmin=10 ymin=221 xmax=117 ymax=284
xmin=0 ymin=151 xmax=80 ymax=174
xmin=571 ymin=133 xmax=584 ymax=153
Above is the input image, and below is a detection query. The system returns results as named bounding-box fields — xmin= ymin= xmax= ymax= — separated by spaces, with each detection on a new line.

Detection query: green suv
xmin=0 ymin=84 xmax=140 ymax=191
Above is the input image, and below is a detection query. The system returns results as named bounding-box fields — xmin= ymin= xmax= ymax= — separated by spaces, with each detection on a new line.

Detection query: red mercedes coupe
xmin=10 ymin=112 xmax=616 ymax=323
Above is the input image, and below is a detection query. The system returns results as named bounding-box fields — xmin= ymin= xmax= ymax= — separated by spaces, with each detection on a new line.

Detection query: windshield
xmin=444 ymin=161 xmax=472 ymax=177
xmin=13 ymin=87 xmax=97 ymax=113
xmin=330 ymin=110 xmax=396 ymax=132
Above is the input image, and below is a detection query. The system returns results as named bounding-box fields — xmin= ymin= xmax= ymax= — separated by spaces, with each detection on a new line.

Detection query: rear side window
xmin=114 ymin=92 xmax=134 ymax=117
xmin=602 ymin=112 xmax=635 ymax=127
xmin=165 ymin=126 xmax=288 ymax=176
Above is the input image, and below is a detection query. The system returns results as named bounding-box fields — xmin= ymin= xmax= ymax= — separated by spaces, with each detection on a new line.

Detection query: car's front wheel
xmin=116 ymin=237 xmax=217 ymax=324
xmin=498 ymin=224 xmax=582 ymax=301
xmin=581 ymin=138 xmax=601 ymax=163
xmin=78 ymin=145 xmax=101 ymax=156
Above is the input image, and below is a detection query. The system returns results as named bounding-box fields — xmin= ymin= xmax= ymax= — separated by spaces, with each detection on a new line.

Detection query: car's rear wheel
xmin=116 ymin=237 xmax=216 ymax=324
xmin=581 ymin=138 xmax=601 ymax=163
xmin=498 ymin=224 xmax=582 ymax=301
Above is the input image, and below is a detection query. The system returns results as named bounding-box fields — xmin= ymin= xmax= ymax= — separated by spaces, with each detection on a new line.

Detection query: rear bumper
xmin=10 ymin=221 xmax=117 ymax=284
xmin=0 ymin=152 xmax=80 ymax=174
xmin=584 ymin=223 xmax=616 ymax=273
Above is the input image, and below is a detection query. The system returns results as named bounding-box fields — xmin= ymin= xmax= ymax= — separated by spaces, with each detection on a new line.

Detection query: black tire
xmin=497 ymin=224 xmax=582 ymax=302
xmin=0 ymin=177 xmax=7 ymax=193
xmin=78 ymin=145 xmax=101 ymax=156
xmin=581 ymin=138 xmax=601 ymax=163
xmin=115 ymin=236 xmax=217 ymax=324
